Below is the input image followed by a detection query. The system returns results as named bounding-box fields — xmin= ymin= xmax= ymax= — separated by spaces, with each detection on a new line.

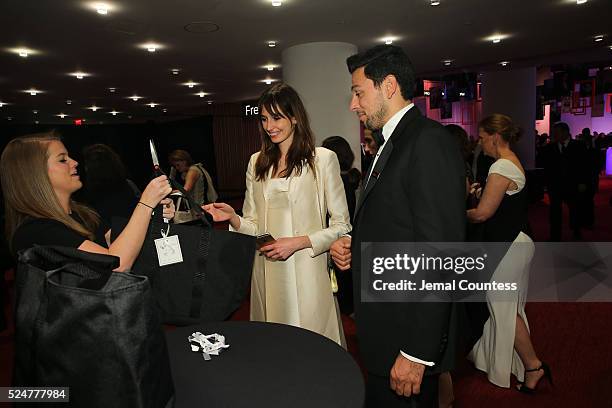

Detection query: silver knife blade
xmin=149 ymin=139 xmax=160 ymax=168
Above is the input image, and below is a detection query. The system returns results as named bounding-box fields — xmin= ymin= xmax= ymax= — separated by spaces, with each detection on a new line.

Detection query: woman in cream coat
xmin=204 ymin=83 xmax=351 ymax=345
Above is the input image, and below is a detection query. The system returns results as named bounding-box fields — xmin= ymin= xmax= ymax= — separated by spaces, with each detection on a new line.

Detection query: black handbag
xmin=113 ymin=209 xmax=256 ymax=325
xmin=14 ymin=246 xmax=174 ymax=408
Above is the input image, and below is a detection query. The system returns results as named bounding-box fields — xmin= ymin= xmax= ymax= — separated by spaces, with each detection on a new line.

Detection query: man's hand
xmin=390 ymin=353 xmax=426 ymax=397
xmin=330 ymin=236 xmax=352 ymax=270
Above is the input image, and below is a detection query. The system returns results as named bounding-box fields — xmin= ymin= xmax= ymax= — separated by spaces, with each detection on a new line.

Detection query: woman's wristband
xmin=138 ymin=201 xmax=155 ymax=210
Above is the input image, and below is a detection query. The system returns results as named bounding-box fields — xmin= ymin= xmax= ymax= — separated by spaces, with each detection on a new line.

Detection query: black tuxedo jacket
xmin=351 ymin=106 xmax=466 ymax=376
xmin=543 ymin=139 xmax=589 ymax=194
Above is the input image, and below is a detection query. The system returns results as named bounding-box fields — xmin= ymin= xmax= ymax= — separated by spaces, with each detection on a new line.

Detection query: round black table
xmin=165 ymin=321 xmax=364 ymax=408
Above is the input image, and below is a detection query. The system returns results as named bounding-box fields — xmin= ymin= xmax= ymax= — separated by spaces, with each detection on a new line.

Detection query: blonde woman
xmin=204 ymin=83 xmax=351 ymax=345
xmin=1 ymin=133 xmax=173 ymax=271
xmin=467 ymin=114 xmax=550 ymax=393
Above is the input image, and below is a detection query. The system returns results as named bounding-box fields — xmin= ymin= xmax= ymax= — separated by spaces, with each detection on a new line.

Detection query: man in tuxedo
xmin=330 ymin=45 xmax=465 ymax=407
xmin=544 ymin=122 xmax=589 ymax=240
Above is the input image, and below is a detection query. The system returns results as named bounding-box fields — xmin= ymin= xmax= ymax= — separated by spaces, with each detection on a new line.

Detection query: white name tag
xmin=154 ymin=235 xmax=184 ymax=266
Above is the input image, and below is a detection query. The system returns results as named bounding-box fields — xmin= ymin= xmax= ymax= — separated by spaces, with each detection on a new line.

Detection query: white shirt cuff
xmin=399 ymin=351 xmax=435 ymax=367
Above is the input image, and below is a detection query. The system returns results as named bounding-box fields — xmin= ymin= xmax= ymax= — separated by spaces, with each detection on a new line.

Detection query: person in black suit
xmin=330 ymin=45 xmax=465 ymax=407
xmin=544 ymin=122 xmax=589 ymax=241
xmin=579 ymin=128 xmax=599 ymax=228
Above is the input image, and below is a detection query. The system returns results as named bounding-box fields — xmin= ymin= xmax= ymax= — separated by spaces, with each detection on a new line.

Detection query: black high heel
xmin=517 ymin=362 xmax=553 ymax=394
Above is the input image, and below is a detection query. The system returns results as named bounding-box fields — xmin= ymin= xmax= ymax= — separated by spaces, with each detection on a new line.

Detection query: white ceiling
xmin=0 ymin=0 xmax=611 ymax=124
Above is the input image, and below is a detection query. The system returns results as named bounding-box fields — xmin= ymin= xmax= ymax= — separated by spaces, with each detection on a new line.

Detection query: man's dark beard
xmin=364 ymin=98 xmax=387 ymax=130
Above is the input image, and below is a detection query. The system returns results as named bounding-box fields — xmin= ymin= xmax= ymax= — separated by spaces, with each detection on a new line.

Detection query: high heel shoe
xmin=517 ymin=362 xmax=553 ymax=394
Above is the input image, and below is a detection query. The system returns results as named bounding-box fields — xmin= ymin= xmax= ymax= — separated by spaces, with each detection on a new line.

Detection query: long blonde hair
xmin=0 ymin=132 xmax=100 ymax=245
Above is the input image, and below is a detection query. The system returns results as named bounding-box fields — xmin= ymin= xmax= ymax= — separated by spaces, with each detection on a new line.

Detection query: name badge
xmin=154 ymin=235 xmax=184 ymax=266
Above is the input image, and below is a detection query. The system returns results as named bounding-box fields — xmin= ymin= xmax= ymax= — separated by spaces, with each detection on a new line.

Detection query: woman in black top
xmin=467 ymin=114 xmax=550 ymax=393
xmin=1 ymin=133 xmax=173 ymax=271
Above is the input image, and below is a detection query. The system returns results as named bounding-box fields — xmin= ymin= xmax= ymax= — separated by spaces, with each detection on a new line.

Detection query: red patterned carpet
xmin=2 ymin=177 xmax=612 ymax=407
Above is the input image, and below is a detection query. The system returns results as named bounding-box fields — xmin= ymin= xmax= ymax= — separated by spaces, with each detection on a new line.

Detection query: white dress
xmin=236 ymin=150 xmax=351 ymax=347
xmin=468 ymin=159 xmax=536 ymax=388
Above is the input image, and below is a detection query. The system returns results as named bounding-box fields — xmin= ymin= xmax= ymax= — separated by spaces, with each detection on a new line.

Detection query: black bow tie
xmin=372 ymin=129 xmax=385 ymax=147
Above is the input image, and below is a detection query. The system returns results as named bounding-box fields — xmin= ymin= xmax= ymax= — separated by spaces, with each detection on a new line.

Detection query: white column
xmin=482 ymin=67 xmax=536 ymax=169
xmin=282 ymin=42 xmax=361 ymax=168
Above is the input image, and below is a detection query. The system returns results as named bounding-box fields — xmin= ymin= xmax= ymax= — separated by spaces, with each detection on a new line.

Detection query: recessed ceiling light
xmin=207 ymin=101 xmax=213 ymax=105
xmin=96 ymin=3 xmax=109 ymax=14
xmin=459 ymin=92 xmax=466 ymax=97
xmin=88 ymin=105 xmax=100 ymax=112
xmin=8 ymin=47 xmax=39 ymax=58
xmin=35 ymin=121 xmax=39 ymax=125
xmin=162 ymin=108 xmax=168 ymax=113
xmin=272 ymin=0 xmax=282 ymax=6
xmin=109 ymin=110 xmax=119 ymax=116
xmin=24 ymin=88 xmax=42 ymax=96
xmin=147 ymin=102 xmax=159 ymax=108
xmin=442 ymin=59 xmax=453 ymax=66
xmin=70 ymin=71 xmax=90 ymax=79
xmin=266 ymin=65 xmax=274 ymax=71
xmin=484 ymin=33 xmax=510 ymax=43
xmin=139 ymin=42 xmax=163 ymax=52
xmin=500 ymin=61 xmax=510 ymax=66
xmin=183 ymin=81 xmax=199 ymax=88
xmin=268 ymin=41 xmax=276 ymax=48
xmin=66 ymin=99 xmax=72 ymax=105
xmin=196 ymin=92 xmax=207 ymax=98
xmin=609 ymin=45 xmax=612 ymax=50
xmin=576 ymin=0 xmax=587 ymax=4
xmin=0 ymin=102 xmax=5 ymax=108
xmin=33 ymin=110 xmax=38 ymax=114
xmin=56 ymin=113 xmax=68 ymax=118
xmin=128 ymin=95 xmax=143 ymax=101
xmin=109 ymin=87 xmax=116 ymax=93
xmin=171 ymin=68 xmax=180 ymax=75
xmin=594 ymin=35 xmax=604 ymax=42
xmin=430 ymin=0 xmax=441 ymax=6
xmin=384 ymin=38 xmax=393 ymax=45
xmin=7 ymin=117 xmax=12 ymax=121
xmin=85 ymin=2 xmax=116 ymax=15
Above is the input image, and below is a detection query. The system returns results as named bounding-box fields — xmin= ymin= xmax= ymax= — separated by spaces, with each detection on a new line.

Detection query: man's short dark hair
xmin=346 ymin=45 xmax=416 ymax=100
xmin=552 ymin=122 xmax=570 ymax=134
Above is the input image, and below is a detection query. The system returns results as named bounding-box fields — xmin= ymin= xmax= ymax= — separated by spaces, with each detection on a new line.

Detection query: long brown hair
xmin=254 ymin=83 xmax=316 ymax=181
xmin=0 ymin=132 xmax=100 ymax=245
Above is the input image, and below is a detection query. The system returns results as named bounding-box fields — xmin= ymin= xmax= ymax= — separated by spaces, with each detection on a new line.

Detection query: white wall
xmin=282 ymin=42 xmax=361 ymax=168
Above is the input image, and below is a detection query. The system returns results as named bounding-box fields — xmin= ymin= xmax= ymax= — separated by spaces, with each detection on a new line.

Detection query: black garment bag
xmin=14 ymin=245 xmax=174 ymax=408
xmin=113 ymin=178 xmax=256 ymax=325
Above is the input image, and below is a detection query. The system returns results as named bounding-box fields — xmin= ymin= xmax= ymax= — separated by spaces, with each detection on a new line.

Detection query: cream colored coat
xmin=233 ymin=147 xmax=351 ymax=343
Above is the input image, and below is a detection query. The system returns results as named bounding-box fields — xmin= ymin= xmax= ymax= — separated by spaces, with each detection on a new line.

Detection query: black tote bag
xmin=14 ymin=246 xmax=174 ymax=408
xmin=113 ymin=210 xmax=256 ymax=326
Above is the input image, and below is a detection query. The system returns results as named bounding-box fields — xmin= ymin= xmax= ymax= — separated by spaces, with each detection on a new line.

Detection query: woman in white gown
xmin=466 ymin=114 xmax=552 ymax=393
xmin=204 ymin=83 xmax=351 ymax=346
